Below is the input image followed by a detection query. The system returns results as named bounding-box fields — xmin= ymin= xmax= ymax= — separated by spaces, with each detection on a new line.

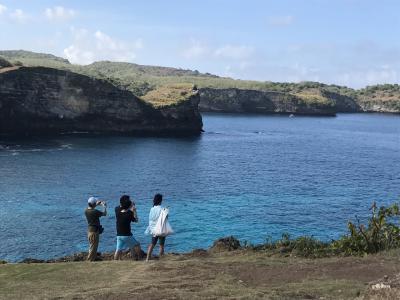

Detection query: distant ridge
xmin=1 ymin=50 xmax=399 ymax=113
xmin=0 ymin=50 xmax=70 ymax=64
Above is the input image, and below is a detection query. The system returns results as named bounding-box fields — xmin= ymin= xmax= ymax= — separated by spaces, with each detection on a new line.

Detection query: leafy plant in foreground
xmin=333 ymin=202 xmax=400 ymax=255
xmin=255 ymin=202 xmax=400 ymax=257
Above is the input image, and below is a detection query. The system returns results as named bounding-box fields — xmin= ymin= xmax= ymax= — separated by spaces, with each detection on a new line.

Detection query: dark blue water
xmin=0 ymin=113 xmax=399 ymax=262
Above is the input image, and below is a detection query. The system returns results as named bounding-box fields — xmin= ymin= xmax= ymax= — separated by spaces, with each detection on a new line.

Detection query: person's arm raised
xmin=98 ymin=200 xmax=107 ymax=216
xmin=130 ymin=205 xmax=138 ymax=223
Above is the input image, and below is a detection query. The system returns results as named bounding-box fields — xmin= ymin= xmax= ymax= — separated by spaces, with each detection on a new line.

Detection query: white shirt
xmin=145 ymin=205 xmax=163 ymax=235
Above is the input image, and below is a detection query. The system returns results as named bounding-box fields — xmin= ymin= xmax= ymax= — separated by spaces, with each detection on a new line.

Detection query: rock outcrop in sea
xmin=0 ymin=65 xmax=203 ymax=136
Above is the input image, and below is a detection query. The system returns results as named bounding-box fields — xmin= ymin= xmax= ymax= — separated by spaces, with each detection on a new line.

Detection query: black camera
xmin=98 ymin=225 xmax=104 ymax=234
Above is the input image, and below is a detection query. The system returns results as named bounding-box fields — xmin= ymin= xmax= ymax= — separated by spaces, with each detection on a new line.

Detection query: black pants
xmin=151 ymin=236 xmax=166 ymax=246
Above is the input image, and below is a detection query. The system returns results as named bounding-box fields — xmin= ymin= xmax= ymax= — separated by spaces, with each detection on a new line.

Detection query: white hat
xmin=88 ymin=197 xmax=98 ymax=205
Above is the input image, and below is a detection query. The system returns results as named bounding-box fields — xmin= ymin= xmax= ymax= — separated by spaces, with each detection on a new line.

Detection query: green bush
xmin=254 ymin=233 xmax=334 ymax=258
xmin=255 ymin=202 xmax=400 ymax=257
xmin=334 ymin=202 xmax=400 ymax=255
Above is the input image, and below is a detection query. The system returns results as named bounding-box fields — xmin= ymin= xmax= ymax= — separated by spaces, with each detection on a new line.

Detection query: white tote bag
xmin=153 ymin=208 xmax=174 ymax=237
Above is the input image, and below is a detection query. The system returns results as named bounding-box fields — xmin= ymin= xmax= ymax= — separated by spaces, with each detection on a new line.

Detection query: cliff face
xmin=199 ymin=88 xmax=337 ymax=115
xmin=320 ymin=90 xmax=361 ymax=112
xmin=0 ymin=67 xmax=203 ymax=135
xmin=198 ymin=88 xmax=368 ymax=115
xmin=356 ymin=97 xmax=400 ymax=113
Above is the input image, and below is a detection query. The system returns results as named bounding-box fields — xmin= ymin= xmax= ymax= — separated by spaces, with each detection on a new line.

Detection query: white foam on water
xmin=59 ymin=144 xmax=73 ymax=150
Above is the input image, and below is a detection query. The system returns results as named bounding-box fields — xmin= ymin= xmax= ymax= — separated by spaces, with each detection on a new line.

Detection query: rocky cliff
xmin=199 ymin=88 xmax=338 ymax=115
xmin=319 ymin=90 xmax=361 ymax=112
xmin=198 ymin=88 xmax=364 ymax=115
xmin=357 ymin=99 xmax=400 ymax=113
xmin=0 ymin=66 xmax=203 ymax=136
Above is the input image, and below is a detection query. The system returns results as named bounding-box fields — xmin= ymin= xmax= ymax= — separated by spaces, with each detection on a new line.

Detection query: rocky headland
xmin=0 ymin=61 xmax=202 ymax=136
xmin=1 ymin=50 xmax=399 ymax=122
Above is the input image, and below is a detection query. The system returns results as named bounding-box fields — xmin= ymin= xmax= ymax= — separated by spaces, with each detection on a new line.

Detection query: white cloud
xmin=63 ymin=28 xmax=142 ymax=64
xmin=9 ymin=9 xmax=28 ymax=23
xmin=183 ymin=40 xmax=255 ymax=62
xmin=336 ymin=67 xmax=399 ymax=88
xmin=285 ymin=63 xmax=321 ymax=83
xmin=214 ymin=45 xmax=254 ymax=60
xmin=45 ymin=6 xmax=76 ymax=21
xmin=182 ymin=39 xmax=209 ymax=59
xmin=0 ymin=4 xmax=7 ymax=15
xmin=268 ymin=15 xmax=294 ymax=26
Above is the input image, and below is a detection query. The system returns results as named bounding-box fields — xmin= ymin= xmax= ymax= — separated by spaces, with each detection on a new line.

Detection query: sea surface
xmin=0 ymin=113 xmax=399 ymax=262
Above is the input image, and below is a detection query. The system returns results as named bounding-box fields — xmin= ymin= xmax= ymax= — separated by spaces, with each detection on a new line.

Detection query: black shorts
xmin=151 ymin=236 xmax=166 ymax=246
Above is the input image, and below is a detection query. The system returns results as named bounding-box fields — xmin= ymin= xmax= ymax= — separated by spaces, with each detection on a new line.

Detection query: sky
xmin=0 ymin=0 xmax=399 ymax=88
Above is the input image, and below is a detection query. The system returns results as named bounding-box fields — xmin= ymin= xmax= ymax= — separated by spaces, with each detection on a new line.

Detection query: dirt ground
xmin=1 ymin=249 xmax=400 ymax=299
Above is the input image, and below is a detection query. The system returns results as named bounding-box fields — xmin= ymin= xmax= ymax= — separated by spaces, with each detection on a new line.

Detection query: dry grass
xmin=1 ymin=250 xmax=400 ymax=299
xmin=141 ymin=83 xmax=197 ymax=107
xmin=293 ymin=89 xmax=333 ymax=105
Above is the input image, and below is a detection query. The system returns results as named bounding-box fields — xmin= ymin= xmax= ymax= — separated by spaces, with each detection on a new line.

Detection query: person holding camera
xmin=114 ymin=195 xmax=141 ymax=260
xmin=85 ymin=196 xmax=107 ymax=261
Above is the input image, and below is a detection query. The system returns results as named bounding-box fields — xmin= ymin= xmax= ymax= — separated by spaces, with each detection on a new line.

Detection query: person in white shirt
xmin=145 ymin=193 xmax=166 ymax=261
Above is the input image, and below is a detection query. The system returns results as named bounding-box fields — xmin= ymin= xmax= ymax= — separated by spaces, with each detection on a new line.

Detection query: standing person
xmin=114 ymin=195 xmax=141 ymax=260
xmin=84 ymin=197 xmax=107 ymax=261
xmin=145 ymin=193 xmax=167 ymax=261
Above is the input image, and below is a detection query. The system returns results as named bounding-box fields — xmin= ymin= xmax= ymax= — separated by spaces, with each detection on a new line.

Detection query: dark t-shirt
xmin=85 ymin=208 xmax=104 ymax=232
xmin=115 ymin=206 xmax=136 ymax=236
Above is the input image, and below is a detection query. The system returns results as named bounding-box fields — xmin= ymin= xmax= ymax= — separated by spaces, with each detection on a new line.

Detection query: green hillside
xmin=1 ymin=50 xmax=399 ymax=112
xmin=0 ymin=50 xmax=353 ymax=95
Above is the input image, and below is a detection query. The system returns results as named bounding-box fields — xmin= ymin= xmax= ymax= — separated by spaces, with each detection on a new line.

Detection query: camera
xmin=97 ymin=200 xmax=106 ymax=206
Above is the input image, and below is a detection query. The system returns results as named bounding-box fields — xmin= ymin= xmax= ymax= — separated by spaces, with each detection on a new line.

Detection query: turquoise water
xmin=0 ymin=113 xmax=399 ymax=262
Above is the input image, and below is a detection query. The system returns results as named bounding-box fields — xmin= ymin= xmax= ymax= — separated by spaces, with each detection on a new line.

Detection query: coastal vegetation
xmin=0 ymin=57 xmax=12 ymax=68
xmin=251 ymin=203 xmax=400 ymax=258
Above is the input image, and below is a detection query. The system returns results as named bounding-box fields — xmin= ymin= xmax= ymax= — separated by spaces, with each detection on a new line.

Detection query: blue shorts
xmin=116 ymin=236 xmax=140 ymax=251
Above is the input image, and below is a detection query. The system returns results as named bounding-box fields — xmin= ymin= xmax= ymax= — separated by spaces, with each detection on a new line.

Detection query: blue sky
xmin=0 ymin=0 xmax=399 ymax=88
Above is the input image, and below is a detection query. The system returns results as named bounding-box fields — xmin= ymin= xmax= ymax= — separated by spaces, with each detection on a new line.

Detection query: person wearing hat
xmin=85 ymin=196 xmax=107 ymax=261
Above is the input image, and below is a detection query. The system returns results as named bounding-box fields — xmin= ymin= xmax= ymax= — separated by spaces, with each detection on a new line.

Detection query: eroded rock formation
xmin=0 ymin=67 xmax=203 ymax=136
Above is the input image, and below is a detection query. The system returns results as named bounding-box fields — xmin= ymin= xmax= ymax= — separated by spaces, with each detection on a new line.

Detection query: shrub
xmin=333 ymin=202 xmax=400 ymax=255
xmin=254 ymin=233 xmax=334 ymax=258
xmin=253 ymin=202 xmax=400 ymax=257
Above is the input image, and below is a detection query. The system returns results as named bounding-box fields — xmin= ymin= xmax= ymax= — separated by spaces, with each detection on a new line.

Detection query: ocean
xmin=0 ymin=113 xmax=399 ymax=262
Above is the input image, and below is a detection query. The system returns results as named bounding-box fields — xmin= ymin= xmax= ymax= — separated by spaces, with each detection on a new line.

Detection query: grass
xmin=294 ymin=90 xmax=334 ymax=105
xmin=1 ymin=250 xmax=399 ymax=299
xmin=141 ymin=83 xmax=197 ymax=107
